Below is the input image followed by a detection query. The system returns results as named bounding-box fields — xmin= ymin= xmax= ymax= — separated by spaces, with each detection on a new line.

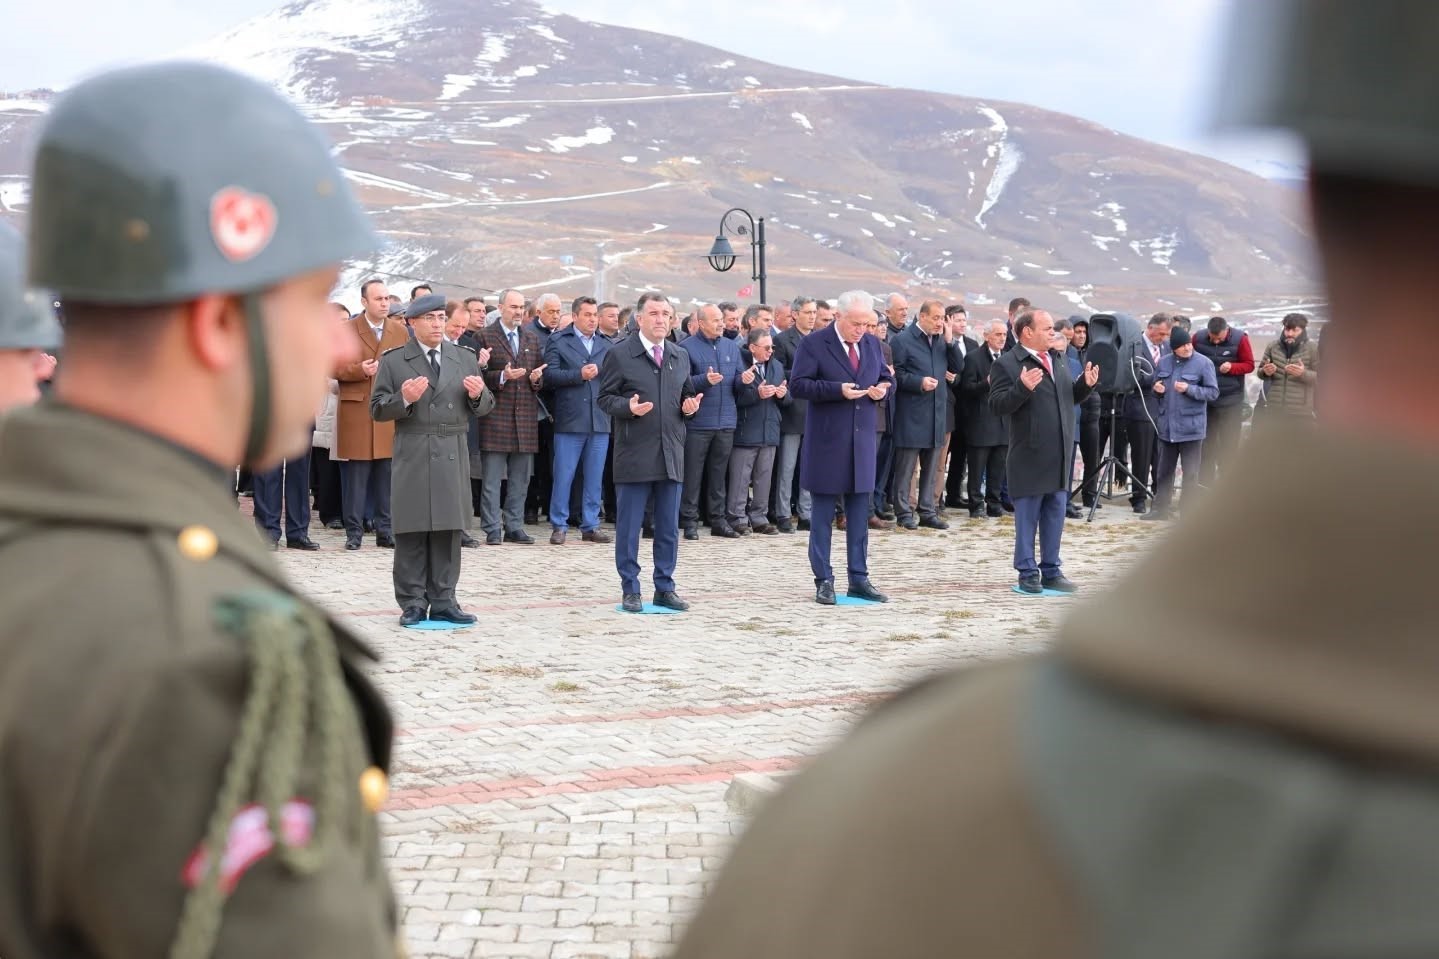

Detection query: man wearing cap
xmin=0 ymin=222 xmax=62 ymax=413
xmin=1141 ymin=326 xmax=1219 ymax=520
xmin=0 ymin=62 xmax=399 ymax=958
xmin=336 ymin=278 xmax=409 ymax=549
xmin=673 ymin=4 xmax=1439 ymax=957
xmin=372 ymin=294 xmax=494 ymax=626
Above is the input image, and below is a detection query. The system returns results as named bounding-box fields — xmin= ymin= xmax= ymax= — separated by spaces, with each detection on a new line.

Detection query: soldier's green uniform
xmin=673 ymin=4 xmax=1439 ymax=957
xmin=0 ymin=63 xmax=401 ymax=959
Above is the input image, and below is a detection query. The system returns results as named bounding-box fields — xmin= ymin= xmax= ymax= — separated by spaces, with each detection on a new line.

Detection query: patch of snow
xmin=620 ymin=156 xmax=638 ymax=163
xmin=514 ymin=65 xmax=539 ymax=78
xmin=642 ymin=223 xmax=667 ymax=234
xmin=872 ymin=212 xmax=896 ymax=228
xmin=0 ymin=178 xmax=29 ymax=212
xmin=1060 ymin=290 xmax=1094 ymax=311
xmin=475 ymin=115 xmax=530 ymax=128
xmin=453 ymin=139 xmax=498 ymax=146
xmin=996 ymin=266 xmax=1016 ymax=282
xmin=528 ymin=23 xmax=568 ymax=44
xmin=0 ymin=98 xmax=48 ymax=113
xmin=543 ymin=123 xmax=613 ymax=153
xmin=680 ymin=156 xmax=701 ymax=165
xmin=1047 ymin=269 xmax=1071 ymax=276
xmin=743 ymin=76 xmax=762 ymax=87
xmin=438 ymin=74 xmax=478 ymax=101
xmin=860 ymin=228 xmax=875 ymax=237
xmin=342 ymin=169 xmax=455 ymax=201
xmin=715 ymin=59 xmax=736 ymax=69
xmin=857 ymin=194 xmax=873 ymax=201
xmin=181 ymin=0 xmax=427 ymax=103
xmin=1131 ymin=231 xmax=1179 ymax=270
xmin=791 ymin=112 xmax=813 ymax=132
xmin=1023 ymin=261 xmax=1042 ymax=268
xmin=974 ymin=105 xmax=1023 ymax=227
xmin=1090 ymin=234 xmax=1119 ymax=252
xmin=1094 ymin=201 xmax=1128 ymax=234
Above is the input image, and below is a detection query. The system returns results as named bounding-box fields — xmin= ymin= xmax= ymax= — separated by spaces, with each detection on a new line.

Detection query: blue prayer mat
xmin=835 ymin=594 xmax=884 ymax=606
xmin=402 ymin=619 xmax=480 ymax=630
xmin=615 ymin=603 xmax=684 ymax=615
xmin=1011 ymin=585 xmax=1075 ymax=598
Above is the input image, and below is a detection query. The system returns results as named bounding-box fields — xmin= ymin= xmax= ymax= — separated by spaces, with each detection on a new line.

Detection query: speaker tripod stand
xmin=1069 ymin=397 xmax=1150 ymax=523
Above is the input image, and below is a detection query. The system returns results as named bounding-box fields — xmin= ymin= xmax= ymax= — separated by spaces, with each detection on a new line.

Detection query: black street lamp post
xmin=704 ymin=207 xmax=766 ymax=303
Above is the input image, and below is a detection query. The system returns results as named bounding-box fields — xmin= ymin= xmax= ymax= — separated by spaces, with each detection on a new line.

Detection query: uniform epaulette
xmin=381 ymin=345 xmax=405 ymax=356
xmin=459 ymin=344 xmax=477 ymax=354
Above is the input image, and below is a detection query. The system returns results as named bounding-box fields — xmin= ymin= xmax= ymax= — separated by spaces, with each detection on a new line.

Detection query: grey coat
xmin=371 ymin=339 xmax=495 ymax=534
xmin=597 ymin=335 xmax=698 ymax=484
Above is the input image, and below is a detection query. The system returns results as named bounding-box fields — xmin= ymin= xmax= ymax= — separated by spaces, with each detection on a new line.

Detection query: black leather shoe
xmin=1018 ymin=574 xmax=1043 ymax=595
xmin=524 ymin=510 xmax=540 ymax=525
xmin=621 ymin=593 xmax=643 ymax=613
xmin=1002 ymin=501 xmax=1015 ymax=513
xmin=968 ymin=508 xmax=983 ymax=519
xmin=683 ymin=527 xmax=699 ymax=541
xmin=460 ymin=533 xmax=480 ymax=548
xmin=376 ymin=535 xmax=395 ymax=548
xmin=325 ymin=519 xmax=345 ymax=530
xmin=486 ymin=532 xmax=503 ymax=545
xmin=797 ymin=518 xmax=812 ymax=531
xmin=734 ymin=524 xmax=752 ymax=536
xmin=399 ymin=606 xmax=427 ymax=626
xmin=642 ymin=524 xmax=655 ymax=539
xmin=898 ymin=518 xmax=919 ymax=530
xmin=1041 ymin=575 xmax=1079 ymax=594
xmin=877 ymin=507 xmax=896 ymax=521
xmin=986 ymin=504 xmax=1004 ymax=518
xmin=1140 ymin=510 xmax=1171 ymax=522
xmin=1132 ymin=501 xmax=1148 ymax=515
xmin=429 ymin=606 xmax=478 ymax=624
xmin=345 ymin=537 xmax=362 ymax=551
xmin=816 ymin=580 xmax=836 ymax=605
xmin=285 ymin=539 xmax=321 ymax=551
xmin=652 ymin=590 xmax=690 ymax=612
xmin=775 ymin=519 xmax=795 ymax=534
xmin=846 ymin=580 xmax=889 ymax=603
xmin=918 ymin=516 xmax=949 ymax=530
xmin=1065 ymin=504 xmax=1084 ymax=519
xmin=710 ymin=524 xmax=740 ymax=539
xmin=505 ymin=529 xmax=535 ymax=544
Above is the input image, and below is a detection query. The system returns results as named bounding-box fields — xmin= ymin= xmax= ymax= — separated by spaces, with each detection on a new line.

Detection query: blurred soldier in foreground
xmin=0 ymin=63 xmax=400 ymax=959
xmin=673 ymin=2 xmax=1439 ymax=956
xmin=0 ymin=222 xmax=61 ymax=413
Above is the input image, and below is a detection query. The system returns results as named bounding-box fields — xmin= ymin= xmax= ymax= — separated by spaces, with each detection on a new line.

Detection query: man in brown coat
xmin=477 ymin=288 xmax=546 ymax=545
xmin=673 ymin=4 xmax=1439 ymax=956
xmin=336 ymin=278 xmax=410 ymax=550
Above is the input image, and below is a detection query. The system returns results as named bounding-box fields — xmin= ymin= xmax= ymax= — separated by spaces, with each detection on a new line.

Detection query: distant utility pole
xmin=593 ymin=242 xmax=605 ymax=300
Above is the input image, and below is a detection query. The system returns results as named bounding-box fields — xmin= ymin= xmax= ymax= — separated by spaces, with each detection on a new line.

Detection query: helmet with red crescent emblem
xmin=26 ymin=61 xmax=375 ymax=301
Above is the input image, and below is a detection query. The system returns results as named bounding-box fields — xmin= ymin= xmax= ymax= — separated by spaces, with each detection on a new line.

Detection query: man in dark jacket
xmin=542 ymin=296 xmax=613 ymax=546
xmin=679 ymin=303 xmax=744 ymax=538
xmin=1123 ymin=313 xmax=1172 ymax=514
xmin=989 ymin=311 xmax=1098 ymax=594
xmin=1191 ymin=315 xmax=1254 ymax=489
xmin=942 ymin=304 xmax=978 ymax=509
xmin=1068 ymin=317 xmax=1103 ymax=508
xmin=524 ymin=293 xmax=563 ymax=524
xmin=727 ymin=328 xmax=791 ymax=534
xmin=890 ymin=300 xmax=959 ymax=530
xmin=961 ymin=320 xmax=1010 ymax=518
xmin=597 ymin=293 xmax=702 ymax=613
xmin=771 ymin=296 xmax=815 ymax=532
xmin=477 ymin=289 xmax=546 ymax=545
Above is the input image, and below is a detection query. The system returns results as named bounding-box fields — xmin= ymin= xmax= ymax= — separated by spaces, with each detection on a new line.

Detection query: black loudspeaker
xmin=1085 ymin=312 xmax=1143 ymax=394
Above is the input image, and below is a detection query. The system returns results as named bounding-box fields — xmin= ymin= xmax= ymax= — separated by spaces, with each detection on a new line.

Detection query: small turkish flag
xmin=210 ymin=187 xmax=278 ymax=263
xmin=737 ymin=285 xmax=753 ymax=298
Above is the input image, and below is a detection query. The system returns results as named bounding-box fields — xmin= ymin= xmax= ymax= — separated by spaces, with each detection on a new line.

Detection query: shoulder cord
xmin=168 ymin=601 xmax=364 ymax=959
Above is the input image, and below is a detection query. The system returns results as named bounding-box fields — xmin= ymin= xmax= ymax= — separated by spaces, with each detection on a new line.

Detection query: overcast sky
xmin=0 ymin=0 xmax=1298 ymax=171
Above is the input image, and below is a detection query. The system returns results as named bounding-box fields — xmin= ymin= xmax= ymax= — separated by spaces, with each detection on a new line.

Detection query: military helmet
xmin=0 ymin=221 xmax=61 ymax=351
xmin=1215 ymin=0 xmax=1439 ymax=187
xmin=27 ymin=61 xmax=377 ymax=301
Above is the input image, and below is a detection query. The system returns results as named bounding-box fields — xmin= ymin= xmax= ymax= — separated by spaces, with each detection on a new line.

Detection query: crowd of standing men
xmin=267 ymin=278 xmax=1319 ymax=615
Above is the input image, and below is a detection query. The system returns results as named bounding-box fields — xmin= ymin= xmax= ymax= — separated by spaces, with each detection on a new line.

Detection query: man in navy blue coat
xmin=543 ymin=296 xmax=614 ymax=546
xmin=789 ymin=291 xmax=895 ymax=606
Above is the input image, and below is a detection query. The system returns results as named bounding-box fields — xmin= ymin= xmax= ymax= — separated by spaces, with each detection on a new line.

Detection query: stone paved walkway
xmin=276 ymin=505 xmax=1162 ymax=958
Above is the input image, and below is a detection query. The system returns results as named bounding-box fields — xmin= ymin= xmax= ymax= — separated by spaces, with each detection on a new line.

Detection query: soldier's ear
xmin=182 ymin=294 xmax=246 ymax=374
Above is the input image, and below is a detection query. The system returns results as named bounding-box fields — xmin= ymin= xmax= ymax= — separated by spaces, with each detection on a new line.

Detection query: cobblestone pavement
xmin=276 ymin=504 xmax=1162 ymax=958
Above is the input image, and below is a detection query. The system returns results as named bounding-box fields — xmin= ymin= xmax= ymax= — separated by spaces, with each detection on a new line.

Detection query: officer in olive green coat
xmin=674 ymin=4 xmax=1439 ymax=957
xmin=373 ymin=293 xmax=495 ymax=626
xmin=0 ymin=63 xmax=402 ymax=959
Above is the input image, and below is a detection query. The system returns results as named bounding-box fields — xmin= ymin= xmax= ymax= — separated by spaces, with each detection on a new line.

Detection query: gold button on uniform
xmin=359 ymin=766 xmax=389 ymax=813
xmin=176 ymin=525 xmax=218 ymax=561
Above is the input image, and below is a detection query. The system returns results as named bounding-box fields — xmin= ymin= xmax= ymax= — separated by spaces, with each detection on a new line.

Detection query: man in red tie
xmin=987 ymin=310 xmax=1099 ymax=594
xmin=787 ymin=291 xmax=895 ymax=605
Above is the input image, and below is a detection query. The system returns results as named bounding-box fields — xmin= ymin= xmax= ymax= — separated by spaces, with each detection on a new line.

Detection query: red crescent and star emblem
xmin=210 ymin=187 xmax=278 ymax=262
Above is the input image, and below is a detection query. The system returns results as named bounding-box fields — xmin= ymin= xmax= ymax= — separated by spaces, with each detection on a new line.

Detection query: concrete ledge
xmin=725 ymin=772 xmax=790 ymax=815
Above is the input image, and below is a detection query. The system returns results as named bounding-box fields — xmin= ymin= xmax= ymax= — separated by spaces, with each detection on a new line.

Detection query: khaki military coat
xmin=336 ymin=316 xmax=410 ymax=460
